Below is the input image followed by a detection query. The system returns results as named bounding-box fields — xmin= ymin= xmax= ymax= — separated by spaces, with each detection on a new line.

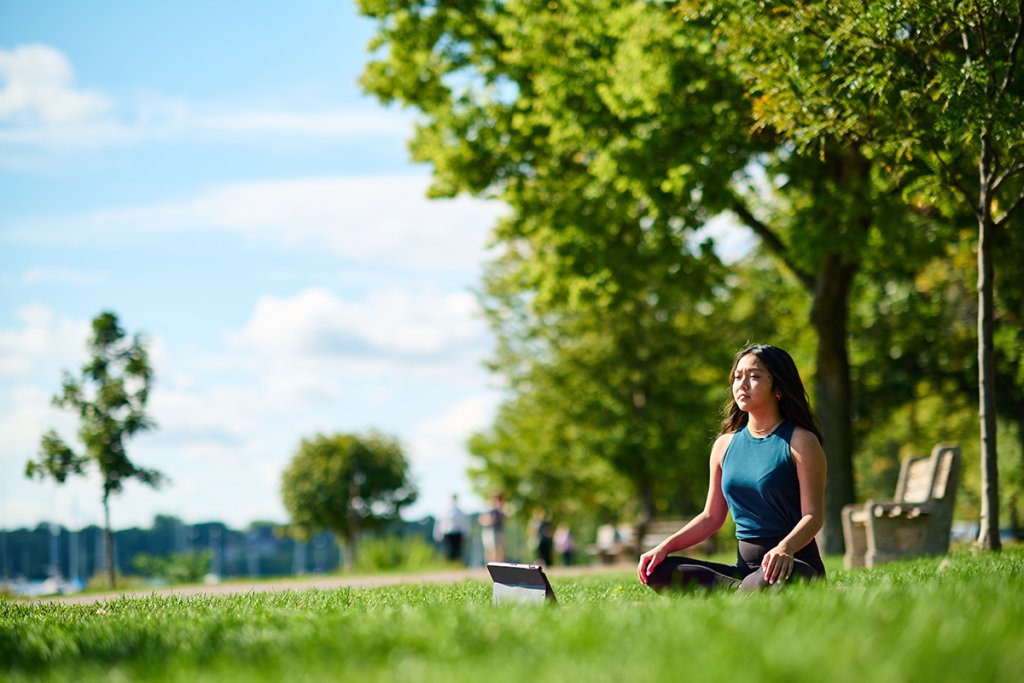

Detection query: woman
xmin=637 ymin=344 xmax=827 ymax=591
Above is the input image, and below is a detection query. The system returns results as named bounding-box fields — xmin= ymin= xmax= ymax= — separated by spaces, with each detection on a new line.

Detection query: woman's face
xmin=732 ymin=353 xmax=777 ymax=413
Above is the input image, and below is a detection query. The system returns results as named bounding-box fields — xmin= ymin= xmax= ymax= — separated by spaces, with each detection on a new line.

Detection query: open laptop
xmin=486 ymin=562 xmax=558 ymax=605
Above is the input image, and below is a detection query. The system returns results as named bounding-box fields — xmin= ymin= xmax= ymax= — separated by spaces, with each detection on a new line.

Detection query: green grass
xmin=3 ymin=548 xmax=1023 ymax=682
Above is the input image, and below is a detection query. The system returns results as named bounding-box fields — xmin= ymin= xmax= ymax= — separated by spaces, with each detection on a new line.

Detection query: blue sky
xmin=0 ymin=1 xmax=508 ymax=531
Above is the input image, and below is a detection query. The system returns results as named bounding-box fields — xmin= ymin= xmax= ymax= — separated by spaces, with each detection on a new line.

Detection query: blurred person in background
xmin=480 ymin=492 xmax=506 ymax=563
xmin=554 ymin=524 xmax=574 ymax=566
xmin=531 ymin=509 xmax=554 ymax=566
xmin=434 ymin=494 xmax=470 ymax=564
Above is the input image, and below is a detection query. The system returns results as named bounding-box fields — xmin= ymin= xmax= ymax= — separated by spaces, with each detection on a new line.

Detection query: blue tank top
xmin=721 ymin=420 xmax=803 ymax=540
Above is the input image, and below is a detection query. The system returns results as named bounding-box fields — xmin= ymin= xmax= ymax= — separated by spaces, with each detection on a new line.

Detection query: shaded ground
xmin=37 ymin=562 xmax=632 ymax=605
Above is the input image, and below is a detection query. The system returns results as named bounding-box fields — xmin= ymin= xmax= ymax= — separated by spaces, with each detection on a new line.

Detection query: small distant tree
xmin=280 ymin=431 xmax=417 ymax=569
xmin=25 ymin=311 xmax=163 ymax=588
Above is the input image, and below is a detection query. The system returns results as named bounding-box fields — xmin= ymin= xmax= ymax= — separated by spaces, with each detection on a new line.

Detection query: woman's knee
xmin=644 ymin=560 xmax=683 ymax=592
xmin=739 ymin=562 xmax=821 ymax=591
xmin=646 ymin=560 xmax=742 ymax=593
xmin=739 ymin=569 xmax=771 ymax=591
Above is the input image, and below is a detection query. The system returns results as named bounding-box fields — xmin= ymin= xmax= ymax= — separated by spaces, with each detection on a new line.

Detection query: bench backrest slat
xmin=895 ymin=447 xmax=958 ymax=504
xmin=932 ymin=456 xmax=952 ymax=498
xmin=902 ymin=459 xmax=934 ymax=503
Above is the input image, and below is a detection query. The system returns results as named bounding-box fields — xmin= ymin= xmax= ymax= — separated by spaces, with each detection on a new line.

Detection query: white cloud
xmin=147 ymin=386 xmax=262 ymax=450
xmin=232 ymin=286 xmax=487 ymax=361
xmin=0 ymin=306 xmax=88 ymax=377
xmin=402 ymin=394 xmax=500 ymax=518
xmin=0 ymin=44 xmax=413 ymax=150
xmin=410 ymin=394 xmax=499 ymax=465
xmin=13 ymin=175 xmax=506 ymax=270
xmin=0 ymin=102 xmax=414 ymax=149
xmin=0 ymin=44 xmax=112 ymax=125
xmin=21 ymin=266 xmax=109 ymax=286
xmin=195 ymin=108 xmax=413 ymax=138
xmin=0 ymin=384 xmax=76 ymax=454
xmin=0 ymin=381 xmax=93 ymax=528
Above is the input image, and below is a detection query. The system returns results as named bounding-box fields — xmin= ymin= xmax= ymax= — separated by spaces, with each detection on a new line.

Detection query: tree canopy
xmin=358 ymin=0 xmax=1023 ymax=550
xmin=719 ymin=0 xmax=1024 ymax=549
xmin=280 ymin=431 xmax=417 ymax=568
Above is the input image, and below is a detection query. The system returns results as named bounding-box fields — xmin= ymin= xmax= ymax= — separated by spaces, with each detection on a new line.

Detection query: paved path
xmin=38 ymin=563 xmax=633 ymax=606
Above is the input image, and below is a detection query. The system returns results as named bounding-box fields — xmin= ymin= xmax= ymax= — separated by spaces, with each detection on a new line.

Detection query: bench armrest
xmin=867 ymin=501 xmax=930 ymax=519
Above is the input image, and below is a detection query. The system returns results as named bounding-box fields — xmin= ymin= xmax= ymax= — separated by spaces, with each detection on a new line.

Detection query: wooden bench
xmin=587 ymin=520 xmax=699 ymax=564
xmin=588 ymin=523 xmax=636 ymax=565
xmin=841 ymin=444 xmax=961 ymax=569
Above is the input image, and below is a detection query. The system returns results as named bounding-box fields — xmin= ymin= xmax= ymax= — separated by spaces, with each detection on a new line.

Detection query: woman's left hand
xmin=761 ymin=545 xmax=794 ymax=585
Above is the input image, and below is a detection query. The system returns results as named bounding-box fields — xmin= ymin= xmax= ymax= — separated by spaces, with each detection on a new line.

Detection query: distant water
xmin=2 ymin=576 xmax=84 ymax=597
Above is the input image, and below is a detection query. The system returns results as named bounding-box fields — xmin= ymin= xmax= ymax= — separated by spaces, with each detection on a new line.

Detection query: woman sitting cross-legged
xmin=638 ymin=344 xmax=827 ymax=592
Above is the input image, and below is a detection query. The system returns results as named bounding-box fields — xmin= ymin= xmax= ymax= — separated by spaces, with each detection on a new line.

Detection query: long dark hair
xmin=718 ymin=344 xmax=824 ymax=445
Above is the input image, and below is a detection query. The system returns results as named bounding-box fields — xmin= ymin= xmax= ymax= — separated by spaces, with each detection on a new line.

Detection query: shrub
xmin=354 ymin=535 xmax=445 ymax=573
xmin=132 ymin=550 xmax=212 ymax=584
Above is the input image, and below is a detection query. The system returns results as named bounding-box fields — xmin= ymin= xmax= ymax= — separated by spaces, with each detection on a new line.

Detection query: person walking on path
xmin=554 ymin=524 xmax=574 ymax=566
xmin=637 ymin=344 xmax=827 ymax=592
xmin=531 ymin=509 xmax=554 ymax=566
xmin=434 ymin=494 xmax=470 ymax=564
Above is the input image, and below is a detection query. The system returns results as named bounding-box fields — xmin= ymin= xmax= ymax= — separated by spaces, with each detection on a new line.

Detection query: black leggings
xmin=645 ymin=538 xmax=826 ymax=592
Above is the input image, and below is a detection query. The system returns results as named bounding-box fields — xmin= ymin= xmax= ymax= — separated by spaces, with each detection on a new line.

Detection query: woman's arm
xmin=760 ymin=426 xmax=827 ymax=584
xmin=637 ymin=433 xmax=733 ymax=584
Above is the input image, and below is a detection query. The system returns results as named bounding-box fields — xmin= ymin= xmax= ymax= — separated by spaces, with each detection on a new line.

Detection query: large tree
xmin=25 ymin=311 xmax=163 ymax=588
xmin=361 ymin=0 xmax=762 ymax=538
xmin=280 ymin=432 xmax=417 ymax=568
xmin=723 ymin=0 xmax=1024 ymax=549
xmin=360 ymin=0 xmax=936 ymax=552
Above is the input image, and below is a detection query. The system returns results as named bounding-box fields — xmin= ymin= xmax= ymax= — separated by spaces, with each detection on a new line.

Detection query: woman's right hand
xmin=637 ymin=546 xmax=667 ymax=585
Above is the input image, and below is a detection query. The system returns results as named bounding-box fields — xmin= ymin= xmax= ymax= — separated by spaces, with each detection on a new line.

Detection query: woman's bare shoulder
xmin=790 ymin=426 xmax=825 ymax=460
xmin=710 ymin=432 xmax=736 ymax=465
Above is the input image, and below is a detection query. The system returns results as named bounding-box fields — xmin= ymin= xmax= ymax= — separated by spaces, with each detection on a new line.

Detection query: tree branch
xmin=970 ymin=4 xmax=998 ymax=101
xmin=919 ymin=140 xmax=979 ymax=218
xmin=998 ymin=0 xmax=1024 ymax=97
xmin=726 ymin=191 xmax=815 ymax=290
xmin=992 ymin=162 xmax=1024 ymax=193
xmin=994 ymin=190 xmax=1024 ymax=230
xmin=462 ymin=3 xmax=507 ymax=57
xmin=843 ymin=14 xmax=933 ymax=78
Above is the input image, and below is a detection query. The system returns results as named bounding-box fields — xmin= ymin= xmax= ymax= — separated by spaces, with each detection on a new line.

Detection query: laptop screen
xmin=486 ymin=562 xmax=557 ymax=605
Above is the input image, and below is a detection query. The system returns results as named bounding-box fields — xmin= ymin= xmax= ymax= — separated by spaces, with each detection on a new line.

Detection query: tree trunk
xmin=976 ymin=145 xmax=1001 ymax=550
xmin=346 ymin=477 xmax=361 ymax=569
xmin=730 ymin=146 xmax=869 ymax=556
xmin=635 ymin=475 xmax=655 ymax=555
xmin=810 ymin=254 xmax=857 ymax=555
xmin=634 ymin=384 xmax=655 ymax=529
xmin=344 ymin=535 xmax=358 ymax=571
xmin=103 ymin=495 xmax=116 ymax=589
xmin=1016 ymin=416 xmax=1024 ymax=540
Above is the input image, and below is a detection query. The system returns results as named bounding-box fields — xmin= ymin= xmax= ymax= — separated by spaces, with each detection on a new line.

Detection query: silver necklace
xmin=748 ymin=419 xmax=782 ymax=437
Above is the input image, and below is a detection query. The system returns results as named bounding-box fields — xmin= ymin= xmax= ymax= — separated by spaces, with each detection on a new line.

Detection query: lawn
xmin=2 ymin=547 xmax=1022 ymax=682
